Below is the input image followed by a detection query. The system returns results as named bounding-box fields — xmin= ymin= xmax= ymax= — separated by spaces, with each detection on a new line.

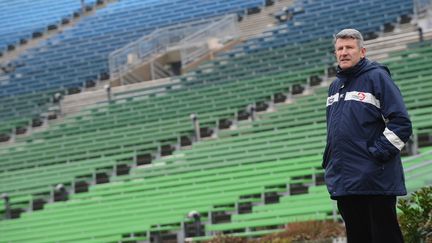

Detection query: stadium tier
xmin=1 ymin=0 xmax=432 ymax=242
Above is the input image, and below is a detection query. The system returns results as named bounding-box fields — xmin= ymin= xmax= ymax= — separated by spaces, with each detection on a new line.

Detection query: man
xmin=322 ymin=29 xmax=412 ymax=243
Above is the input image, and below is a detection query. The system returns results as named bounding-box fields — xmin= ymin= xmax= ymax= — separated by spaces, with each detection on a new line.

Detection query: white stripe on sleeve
xmin=383 ymin=127 xmax=405 ymax=150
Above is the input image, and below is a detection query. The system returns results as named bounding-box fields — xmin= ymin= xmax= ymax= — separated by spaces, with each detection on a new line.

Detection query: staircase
xmin=238 ymin=0 xmax=294 ymax=40
xmin=108 ymin=14 xmax=240 ymax=85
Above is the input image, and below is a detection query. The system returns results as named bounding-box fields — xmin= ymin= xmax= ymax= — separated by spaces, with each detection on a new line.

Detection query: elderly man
xmin=322 ymin=29 xmax=412 ymax=243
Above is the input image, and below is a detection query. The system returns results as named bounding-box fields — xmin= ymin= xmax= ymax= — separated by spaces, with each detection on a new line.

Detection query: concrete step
xmin=239 ymin=0 xmax=294 ymax=40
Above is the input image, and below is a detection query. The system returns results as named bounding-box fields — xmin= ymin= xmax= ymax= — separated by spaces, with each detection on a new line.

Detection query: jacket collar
xmin=336 ymin=58 xmax=368 ymax=79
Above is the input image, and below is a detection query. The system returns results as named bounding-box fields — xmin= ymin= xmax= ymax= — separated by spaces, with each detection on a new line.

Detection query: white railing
xmin=179 ymin=15 xmax=239 ymax=66
xmin=108 ymin=15 xmax=239 ymax=84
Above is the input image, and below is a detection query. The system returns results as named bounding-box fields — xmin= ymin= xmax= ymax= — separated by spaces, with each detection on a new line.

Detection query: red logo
xmin=358 ymin=92 xmax=366 ymax=101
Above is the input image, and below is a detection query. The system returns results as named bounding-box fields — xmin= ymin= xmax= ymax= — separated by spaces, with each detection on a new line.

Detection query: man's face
xmin=335 ymin=38 xmax=366 ymax=70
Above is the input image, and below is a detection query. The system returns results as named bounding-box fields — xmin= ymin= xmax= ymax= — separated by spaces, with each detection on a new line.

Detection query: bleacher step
xmin=238 ymin=0 xmax=294 ymax=40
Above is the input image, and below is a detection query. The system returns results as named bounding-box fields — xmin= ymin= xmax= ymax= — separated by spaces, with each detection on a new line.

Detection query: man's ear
xmin=360 ymin=47 xmax=366 ymax=58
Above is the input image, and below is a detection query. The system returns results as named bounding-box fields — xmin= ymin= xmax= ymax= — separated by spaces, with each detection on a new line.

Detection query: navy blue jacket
xmin=323 ymin=58 xmax=412 ymax=199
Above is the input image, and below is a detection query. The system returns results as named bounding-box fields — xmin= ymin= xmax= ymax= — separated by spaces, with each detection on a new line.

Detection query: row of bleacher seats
xmin=1 ymin=40 xmax=432 ymax=241
xmin=0 ymin=0 xmax=267 ymax=141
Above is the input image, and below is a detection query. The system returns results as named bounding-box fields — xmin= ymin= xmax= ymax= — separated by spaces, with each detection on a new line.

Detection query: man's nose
xmin=341 ymin=48 xmax=348 ymax=55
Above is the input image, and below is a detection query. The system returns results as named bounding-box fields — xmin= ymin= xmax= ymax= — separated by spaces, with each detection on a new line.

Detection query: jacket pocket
xmin=340 ymin=138 xmax=384 ymax=192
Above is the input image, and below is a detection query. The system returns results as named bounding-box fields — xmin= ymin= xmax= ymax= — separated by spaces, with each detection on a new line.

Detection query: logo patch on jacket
xmin=345 ymin=91 xmax=380 ymax=108
xmin=326 ymin=93 xmax=339 ymax=106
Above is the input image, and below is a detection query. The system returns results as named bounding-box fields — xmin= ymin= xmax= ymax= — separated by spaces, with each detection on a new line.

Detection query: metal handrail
xmin=108 ymin=14 xmax=239 ymax=83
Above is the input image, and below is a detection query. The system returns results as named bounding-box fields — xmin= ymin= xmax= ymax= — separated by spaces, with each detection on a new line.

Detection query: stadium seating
xmin=1 ymin=0 xmax=432 ymax=242
xmin=0 ymin=65 xmax=321 ymax=206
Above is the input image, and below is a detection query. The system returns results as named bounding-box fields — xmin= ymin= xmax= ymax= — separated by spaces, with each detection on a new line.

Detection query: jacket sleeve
xmin=368 ymin=69 xmax=412 ymax=161
xmin=322 ymin=82 xmax=334 ymax=169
